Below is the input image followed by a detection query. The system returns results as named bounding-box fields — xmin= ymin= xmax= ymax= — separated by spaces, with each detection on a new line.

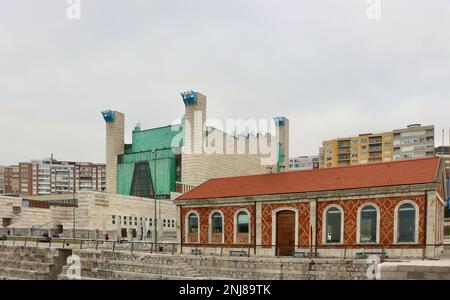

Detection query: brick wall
xmin=316 ymin=196 xmax=425 ymax=248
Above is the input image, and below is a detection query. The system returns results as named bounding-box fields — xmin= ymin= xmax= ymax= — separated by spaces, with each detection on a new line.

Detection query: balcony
xmin=338 ymin=142 xmax=351 ymax=148
xmin=176 ymin=182 xmax=197 ymax=194
xmin=338 ymin=148 xmax=351 ymax=154
xmin=369 ymin=146 xmax=382 ymax=152
xmin=369 ymin=152 xmax=382 ymax=158
xmin=338 ymin=154 xmax=351 ymax=161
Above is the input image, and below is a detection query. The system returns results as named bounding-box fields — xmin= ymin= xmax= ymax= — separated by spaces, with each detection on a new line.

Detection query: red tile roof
xmin=176 ymin=157 xmax=441 ymax=201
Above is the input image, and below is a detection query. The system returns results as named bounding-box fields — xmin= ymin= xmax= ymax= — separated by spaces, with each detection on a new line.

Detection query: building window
xmin=188 ymin=213 xmax=198 ymax=233
xmin=237 ymin=211 xmax=249 ymax=233
xmin=397 ymin=203 xmax=416 ymax=243
xmin=130 ymin=162 xmax=154 ymax=198
xmin=359 ymin=205 xmax=378 ymax=243
xmin=325 ymin=206 xmax=342 ymax=243
xmin=212 ymin=212 xmax=223 ymax=233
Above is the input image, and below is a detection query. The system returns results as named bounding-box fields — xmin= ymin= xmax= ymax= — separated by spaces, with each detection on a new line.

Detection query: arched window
xmin=360 ymin=205 xmax=377 ymax=243
xmin=212 ymin=212 xmax=223 ymax=233
xmin=237 ymin=211 xmax=249 ymax=234
xmin=325 ymin=207 xmax=342 ymax=243
xmin=188 ymin=213 xmax=198 ymax=233
xmin=397 ymin=203 xmax=416 ymax=243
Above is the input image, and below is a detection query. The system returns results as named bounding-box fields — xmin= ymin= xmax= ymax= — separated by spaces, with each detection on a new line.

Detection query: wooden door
xmin=276 ymin=210 xmax=295 ymax=256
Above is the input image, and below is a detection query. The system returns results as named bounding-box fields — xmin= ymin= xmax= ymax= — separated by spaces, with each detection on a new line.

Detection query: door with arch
xmin=276 ymin=210 xmax=295 ymax=256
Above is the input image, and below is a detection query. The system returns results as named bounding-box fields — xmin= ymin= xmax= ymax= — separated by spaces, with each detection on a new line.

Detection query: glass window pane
xmin=130 ymin=162 xmax=154 ymax=198
xmin=398 ymin=203 xmax=415 ymax=242
xmin=360 ymin=206 xmax=377 ymax=243
xmin=188 ymin=214 xmax=198 ymax=233
xmin=237 ymin=212 xmax=249 ymax=233
xmin=326 ymin=207 xmax=341 ymax=243
xmin=212 ymin=212 xmax=222 ymax=233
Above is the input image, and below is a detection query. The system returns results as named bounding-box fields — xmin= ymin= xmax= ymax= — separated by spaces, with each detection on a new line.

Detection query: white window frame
xmin=393 ymin=200 xmax=419 ymax=244
xmin=356 ymin=203 xmax=380 ymax=244
xmin=185 ymin=210 xmax=200 ymax=244
xmin=233 ymin=208 xmax=251 ymax=244
xmin=322 ymin=204 xmax=344 ymax=245
xmin=209 ymin=210 xmax=225 ymax=244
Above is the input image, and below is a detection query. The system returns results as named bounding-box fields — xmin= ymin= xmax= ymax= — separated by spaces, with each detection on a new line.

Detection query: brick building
xmin=175 ymin=157 xmax=447 ymax=259
xmin=1 ymin=165 xmax=19 ymax=195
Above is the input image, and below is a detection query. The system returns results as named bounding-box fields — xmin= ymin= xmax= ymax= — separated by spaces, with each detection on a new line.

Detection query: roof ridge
xmin=204 ymin=157 xmax=439 ymax=181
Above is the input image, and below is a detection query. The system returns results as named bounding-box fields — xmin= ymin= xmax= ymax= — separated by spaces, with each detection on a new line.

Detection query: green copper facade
xmin=116 ymin=123 xmax=183 ymax=199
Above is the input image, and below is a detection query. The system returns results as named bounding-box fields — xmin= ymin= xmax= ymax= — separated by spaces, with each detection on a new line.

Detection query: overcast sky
xmin=1 ymin=0 xmax=450 ymax=165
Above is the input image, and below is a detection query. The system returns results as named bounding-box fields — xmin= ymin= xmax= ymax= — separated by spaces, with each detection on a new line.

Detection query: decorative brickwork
xmin=316 ymin=196 xmax=426 ymax=248
xmin=181 ymin=205 xmax=255 ymax=245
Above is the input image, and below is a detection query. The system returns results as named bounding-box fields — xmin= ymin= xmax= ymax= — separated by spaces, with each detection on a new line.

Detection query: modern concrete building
xmin=436 ymin=146 xmax=450 ymax=177
xmin=393 ymin=124 xmax=435 ymax=160
xmin=320 ymin=124 xmax=435 ymax=168
xmin=321 ymin=131 xmax=394 ymax=168
xmin=289 ymin=156 xmax=319 ymax=170
xmin=0 ymin=191 xmax=176 ymax=241
xmin=176 ymin=157 xmax=447 ymax=259
xmin=0 ymin=167 xmax=4 ymax=195
xmin=17 ymin=158 xmax=106 ymax=196
xmin=102 ymin=90 xmax=290 ymax=200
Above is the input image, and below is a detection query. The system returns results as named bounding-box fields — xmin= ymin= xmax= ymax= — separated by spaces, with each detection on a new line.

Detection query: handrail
xmin=0 ymin=235 xmax=444 ymax=259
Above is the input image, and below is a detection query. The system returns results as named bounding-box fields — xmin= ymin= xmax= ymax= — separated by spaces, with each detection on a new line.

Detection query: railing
xmin=176 ymin=182 xmax=197 ymax=194
xmin=0 ymin=235 xmax=444 ymax=260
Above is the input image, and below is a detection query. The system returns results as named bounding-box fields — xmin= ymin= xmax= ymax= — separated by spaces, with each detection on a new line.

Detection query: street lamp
xmin=151 ymin=149 xmax=158 ymax=246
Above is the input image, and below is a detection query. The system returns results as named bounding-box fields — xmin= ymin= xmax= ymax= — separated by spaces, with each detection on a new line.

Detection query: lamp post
xmin=151 ymin=149 xmax=158 ymax=246
xmin=150 ymin=147 xmax=173 ymax=246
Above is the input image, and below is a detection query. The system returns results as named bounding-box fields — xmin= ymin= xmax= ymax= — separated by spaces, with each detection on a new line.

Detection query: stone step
xmin=75 ymin=268 xmax=204 ymax=280
xmin=72 ymin=250 xmax=182 ymax=265
xmin=0 ymin=252 xmax=57 ymax=264
xmin=62 ymin=259 xmax=186 ymax=277
xmin=0 ymin=276 xmax=26 ymax=280
xmin=0 ymin=246 xmax=60 ymax=256
xmin=0 ymin=259 xmax=52 ymax=273
xmin=58 ymin=274 xmax=101 ymax=280
xmin=0 ymin=267 xmax=51 ymax=280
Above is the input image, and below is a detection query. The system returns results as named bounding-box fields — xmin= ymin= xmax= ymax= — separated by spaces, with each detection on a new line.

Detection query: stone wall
xmin=0 ymin=192 xmax=177 ymax=241
xmin=380 ymin=260 xmax=450 ymax=280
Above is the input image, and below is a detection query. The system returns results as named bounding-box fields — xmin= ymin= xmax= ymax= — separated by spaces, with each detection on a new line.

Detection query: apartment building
xmin=320 ymin=124 xmax=434 ymax=168
xmin=393 ymin=124 xmax=435 ymax=160
xmin=321 ymin=132 xmax=394 ymax=168
xmin=0 ymin=167 xmax=4 ymax=194
xmin=289 ymin=155 xmax=319 ymax=170
xmin=1 ymin=165 xmax=19 ymax=195
xmin=436 ymin=146 xmax=450 ymax=177
xmin=18 ymin=158 xmax=106 ymax=196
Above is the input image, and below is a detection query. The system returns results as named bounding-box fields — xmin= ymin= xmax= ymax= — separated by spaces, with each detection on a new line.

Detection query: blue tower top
xmin=181 ymin=90 xmax=198 ymax=106
xmin=274 ymin=117 xmax=286 ymax=126
xmin=101 ymin=110 xmax=115 ymax=122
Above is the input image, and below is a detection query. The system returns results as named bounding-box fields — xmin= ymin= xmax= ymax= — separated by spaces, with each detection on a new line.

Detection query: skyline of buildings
xmin=0 ymin=157 xmax=106 ymax=196
xmin=318 ymin=124 xmax=435 ymax=168
xmin=288 ymin=155 xmax=319 ymax=171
